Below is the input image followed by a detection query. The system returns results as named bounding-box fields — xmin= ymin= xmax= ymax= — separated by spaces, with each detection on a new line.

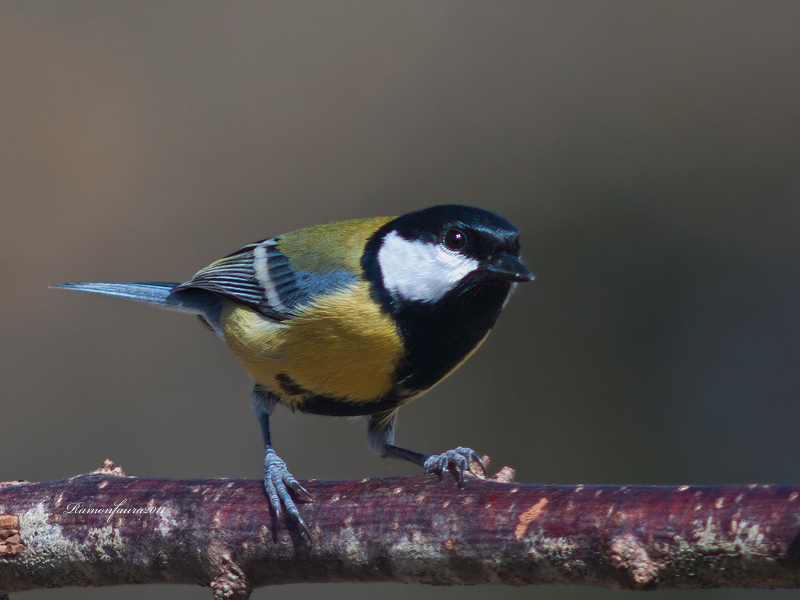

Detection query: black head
xmin=362 ymin=205 xmax=532 ymax=393
xmin=364 ymin=204 xmax=532 ymax=308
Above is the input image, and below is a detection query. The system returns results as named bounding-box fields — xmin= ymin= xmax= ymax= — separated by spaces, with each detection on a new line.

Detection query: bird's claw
xmin=423 ymin=447 xmax=485 ymax=486
xmin=264 ymin=449 xmax=312 ymax=538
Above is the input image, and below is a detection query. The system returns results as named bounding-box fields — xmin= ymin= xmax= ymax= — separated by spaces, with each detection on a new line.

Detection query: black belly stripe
xmin=275 ymin=373 xmax=308 ymax=397
xmin=392 ymin=278 xmax=512 ymax=392
xmin=275 ymin=372 xmax=407 ymax=417
xmin=298 ymin=393 xmax=406 ymax=417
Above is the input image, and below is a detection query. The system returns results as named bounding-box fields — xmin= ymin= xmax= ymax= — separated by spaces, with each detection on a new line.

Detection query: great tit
xmin=56 ymin=204 xmax=532 ymax=537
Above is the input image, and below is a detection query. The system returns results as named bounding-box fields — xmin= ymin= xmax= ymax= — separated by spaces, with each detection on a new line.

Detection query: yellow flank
xmin=277 ymin=216 xmax=394 ymax=274
xmin=220 ymin=281 xmax=404 ymax=406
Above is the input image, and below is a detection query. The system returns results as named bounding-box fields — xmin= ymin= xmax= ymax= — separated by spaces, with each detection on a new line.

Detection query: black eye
xmin=443 ymin=229 xmax=467 ymax=251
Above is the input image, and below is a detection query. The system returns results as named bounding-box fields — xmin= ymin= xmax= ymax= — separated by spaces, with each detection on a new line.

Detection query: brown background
xmin=2 ymin=2 xmax=800 ymax=599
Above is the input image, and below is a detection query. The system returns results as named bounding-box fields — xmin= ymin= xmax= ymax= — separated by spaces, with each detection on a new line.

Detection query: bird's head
xmin=365 ymin=204 xmax=532 ymax=307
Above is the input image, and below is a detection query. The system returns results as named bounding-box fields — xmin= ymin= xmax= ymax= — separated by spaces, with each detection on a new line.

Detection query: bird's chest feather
xmin=391 ymin=279 xmax=513 ymax=392
xmin=220 ymin=282 xmax=404 ymax=406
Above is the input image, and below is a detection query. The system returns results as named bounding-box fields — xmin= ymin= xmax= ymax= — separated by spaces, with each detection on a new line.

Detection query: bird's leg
xmin=252 ymin=385 xmax=312 ymax=538
xmin=368 ymin=411 xmax=485 ymax=486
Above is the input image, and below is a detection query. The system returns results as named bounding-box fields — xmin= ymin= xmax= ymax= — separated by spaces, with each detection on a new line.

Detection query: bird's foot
xmin=423 ymin=447 xmax=485 ymax=486
xmin=263 ymin=449 xmax=313 ymax=539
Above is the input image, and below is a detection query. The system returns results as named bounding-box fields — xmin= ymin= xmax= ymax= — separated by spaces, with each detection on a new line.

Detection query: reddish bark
xmin=1 ymin=466 xmax=799 ymax=598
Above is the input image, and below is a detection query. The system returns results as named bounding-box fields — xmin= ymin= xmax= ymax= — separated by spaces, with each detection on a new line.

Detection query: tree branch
xmin=1 ymin=461 xmax=800 ymax=598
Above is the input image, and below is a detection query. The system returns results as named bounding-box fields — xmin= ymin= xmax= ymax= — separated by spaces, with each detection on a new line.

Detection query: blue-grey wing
xmin=175 ymin=238 xmax=357 ymax=320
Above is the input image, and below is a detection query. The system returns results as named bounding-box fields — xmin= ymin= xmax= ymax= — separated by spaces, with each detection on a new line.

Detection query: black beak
xmin=484 ymin=253 xmax=534 ymax=282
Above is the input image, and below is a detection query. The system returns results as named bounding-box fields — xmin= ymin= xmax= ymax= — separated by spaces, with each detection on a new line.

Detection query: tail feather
xmin=54 ymin=281 xmax=225 ymax=336
xmin=53 ymin=282 xmax=179 ymax=306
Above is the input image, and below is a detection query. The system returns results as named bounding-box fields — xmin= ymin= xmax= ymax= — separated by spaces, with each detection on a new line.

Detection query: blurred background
xmin=2 ymin=1 xmax=799 ymax=599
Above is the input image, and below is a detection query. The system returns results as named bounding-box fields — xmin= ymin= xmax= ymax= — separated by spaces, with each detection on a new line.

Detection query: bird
xmin=55 ymin=204 xmax=532 ymax=538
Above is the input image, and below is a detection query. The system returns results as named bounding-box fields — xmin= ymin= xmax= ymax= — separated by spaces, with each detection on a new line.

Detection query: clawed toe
xmin=264 ymin=450 xmax=312 ymax=538
xmin=423 ymin=446 xmax=485 ymax=485
xmin=285 ymin=478 xmax=313 ymax=503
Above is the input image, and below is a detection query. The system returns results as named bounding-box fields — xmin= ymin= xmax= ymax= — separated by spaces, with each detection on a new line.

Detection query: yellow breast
xmin=220 ymin=281 xmax=404 ymax=406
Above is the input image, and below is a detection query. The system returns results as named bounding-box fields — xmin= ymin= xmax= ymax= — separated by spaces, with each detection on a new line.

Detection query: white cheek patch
xmin=377 ymin=231 xmax=480 ymax=302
